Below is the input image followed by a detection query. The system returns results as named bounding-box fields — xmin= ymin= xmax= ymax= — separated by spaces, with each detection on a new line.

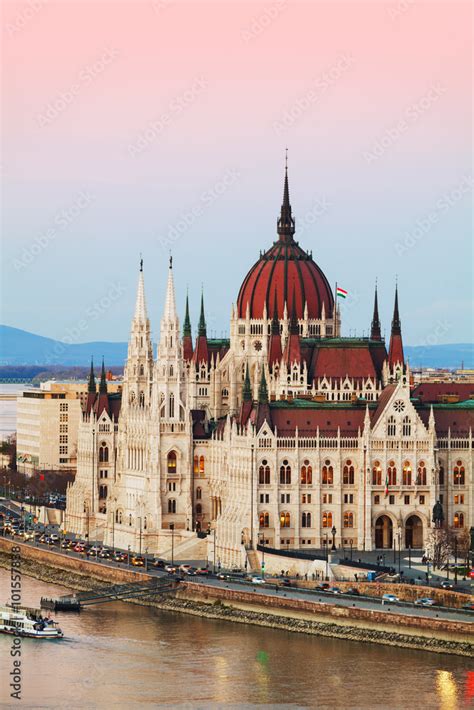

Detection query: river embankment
xmin=0 ymin=539 xmax=472 ymax=657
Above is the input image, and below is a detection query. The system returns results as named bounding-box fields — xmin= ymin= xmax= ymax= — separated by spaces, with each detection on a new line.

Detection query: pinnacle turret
xmin=99 ymin=358 xmax=108 ymax=394
xmin=370 ymin=282 xmax=381 ymax=341
xmin=88 ymin=358 xmax=96 ymax=393
xmin=277 ymin=150 xmax=295 ymax=242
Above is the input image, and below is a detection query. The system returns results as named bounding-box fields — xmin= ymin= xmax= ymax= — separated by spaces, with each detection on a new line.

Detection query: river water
xmin=0 ymin=569 xmax=472 ymax=709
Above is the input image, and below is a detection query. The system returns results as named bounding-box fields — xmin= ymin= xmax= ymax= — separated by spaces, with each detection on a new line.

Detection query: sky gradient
xmin=2 ymin=0 xmax=472 ymax=348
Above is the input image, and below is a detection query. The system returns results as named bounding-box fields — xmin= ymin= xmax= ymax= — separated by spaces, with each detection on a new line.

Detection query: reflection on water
xmin=0 ymin=569 xmax=472 ymax=708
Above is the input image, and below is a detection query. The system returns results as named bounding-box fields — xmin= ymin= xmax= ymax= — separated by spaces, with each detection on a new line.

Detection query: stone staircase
xmin=159 ymin=533 xmax=209 ymax=562
xmin=246 ymin=548 xmax=260 ymax=573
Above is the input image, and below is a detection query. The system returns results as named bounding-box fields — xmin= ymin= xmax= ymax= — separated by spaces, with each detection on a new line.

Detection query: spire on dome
xmin=163 ymin=255 xmax=177 ymax=322
xmin=198 ymin=291 xmax=207 ymax=337
xmin=134 ymin=258 xmax=148 ymax=322
xmin=271 ymin=289 xmax=279 ymax=334
xmin=289 ymin=285 xmax=299 ymax=335
xmin=243 ymin=363 xmax=252 ymax=402
xmin=370 ymin=281 xmax=382 ymax=341
xmin=88 ymin=358 xmax=96 ymax=393
xmin=99 ymin=358 xmax=108 ymax=394
xmin=277 ymin=149 xmax=295 ymax=242
xmin=258 ymin=368 xmax=269 ymax=404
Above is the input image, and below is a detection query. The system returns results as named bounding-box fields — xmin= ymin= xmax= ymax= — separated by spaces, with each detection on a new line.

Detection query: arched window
xmin=301 ymin=511 xmax=311 ymax=528
xmin=322 ymin=460 xmax=333 ymax=485
xmin=167 ymin=451 xmax=177 ymax=474
xmin=139 ymin=364 xmax=144 ymax=376
xmin=129 ymin=391 xmax=136 ymax=405
xmin=144 ymin=517 xmax=147 ymax=530
xmin=129 ymin=514 xmax=132 ymax=526
xmin=387 ymin=416 xmax=396 ymax=437
xmin=196 ymin=487 xmax=202 ymax=500
xmin=259 ymin=460 xmax=271 ymax=485
xmin=301 ymin=460 xmax=312 ymax=485
xmin=170 ymin=365 xmax=173 ymax=377
xmin=343 ymin=460 xmax=354 ymax=485
xmin=402 ymin=461 xmax=412 ymax=486
xmin=139 ymin=391 xmax=145 ymax=407
xmin=168 ymin=499 xmax=176 ymax=514
xmin=402 ymin=416 xmax=411 ymax=436
xmin=195 ymin=503 xmax=202 ymax=515
xmin=99 ymin=444 xmax=109 ymax=463
xmin=322 ymin=511 xmax=333 ymax=528
xmin=115 ymin=509 xmax=121 ymax=524
xmin=280 ymin=460 xmax=291 ymax=485
xmin=343 ymin=512 xmax=354 ymax=528
xmin=453 ymin=460 xmax=465 ymax=485
xmin=169 ymin=393 xmax=175 ymax=418
xmin=417 ymin=461 xmax=427 ymax=486
xmin=99 ymin=485 xmax=107 ymax=499
xmin=259 ymin=512 xmax=270 ymax=528
xmin=453 ymin=511 xmax=464 ymax=528
xmin=194 ymin=455 xmax=199 ymax=474
xmin=372 ymin=461 xmax=382 ymax=486
xmin=280 ymin=511 xmax=291 ymax=528
xmin=387 ymin=461 xmax=397 ymax=486
xmin=199 ymin=456 xmax=205 ymax=475
xmin=438 ymin=465 xmax=445 ymax=485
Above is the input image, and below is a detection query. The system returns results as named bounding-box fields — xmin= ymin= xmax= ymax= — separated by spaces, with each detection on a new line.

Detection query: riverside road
xmin=2 ymin=535 xmax=473 ymax=625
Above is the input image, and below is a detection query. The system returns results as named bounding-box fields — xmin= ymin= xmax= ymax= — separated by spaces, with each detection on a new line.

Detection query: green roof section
xmin=301 ymin=337 xmax=386 ymax=349
xmin=207 ymin=339 xmax=230 ymax=348
xmin=410 ymin=398 xmax=474 ymax=410
xmin=270 ymin=398 xmax=377 ymax=410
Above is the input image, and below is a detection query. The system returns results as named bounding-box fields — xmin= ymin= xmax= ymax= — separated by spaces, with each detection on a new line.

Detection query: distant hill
xmin=0 ymin=325 xmax=129 ymax=367
xmin=0 ymin=324 xmax=472 ymax=369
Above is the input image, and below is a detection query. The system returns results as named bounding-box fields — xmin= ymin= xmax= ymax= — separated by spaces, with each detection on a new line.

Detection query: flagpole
xmin=334 ymin=281 xmax=338 ymax=337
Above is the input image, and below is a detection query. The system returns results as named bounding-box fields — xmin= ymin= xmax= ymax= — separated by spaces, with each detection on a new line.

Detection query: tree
xmin=424 ymin=528 xmax=454 ymax=570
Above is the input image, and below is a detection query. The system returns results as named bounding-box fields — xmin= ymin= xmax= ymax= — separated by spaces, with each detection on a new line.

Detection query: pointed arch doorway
xmin=375 ymin=515 xmax=393 ymax=549
xmin=405 ymin=515 xmax=423 ymax=549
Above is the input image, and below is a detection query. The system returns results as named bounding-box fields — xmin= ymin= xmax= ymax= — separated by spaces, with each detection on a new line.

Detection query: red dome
xmin=237 ymin=167 xmax=334 ymax=320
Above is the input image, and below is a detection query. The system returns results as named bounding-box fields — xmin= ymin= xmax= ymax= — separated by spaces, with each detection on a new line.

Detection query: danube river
xmin=0 ymin=570 xmax=471 ymax=709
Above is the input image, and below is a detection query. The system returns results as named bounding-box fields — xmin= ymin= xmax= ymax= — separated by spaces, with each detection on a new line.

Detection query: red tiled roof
xmin=271 ymin=407 xmax=366 ymax=436
xmin=311 ymin=346 xmax=380 ymax=380
xmin=417 ymin=407 xmax=474 ymax=436
xmin=370 ymin=384 xmax=396 ymax=428
xmin=412 ymin=382 xmax=474 ymax=403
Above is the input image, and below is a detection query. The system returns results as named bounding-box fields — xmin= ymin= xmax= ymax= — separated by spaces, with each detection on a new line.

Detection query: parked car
xmin=329 ymin=587 xmax=343 ymax=595
xmin=461 ymin=602 xmax=474 ymax=611
xmin=179 ymin=565 xmax=192 ymax=573
xmin=316 ymin=583 xmax=330 ymax=591
xmin=414 ymin=598 xmax=436 ymax=607
xmin=250 ymin=576 xmax=265 ymax=585
xmin=382 ymin=594 xmax=399 ymax=603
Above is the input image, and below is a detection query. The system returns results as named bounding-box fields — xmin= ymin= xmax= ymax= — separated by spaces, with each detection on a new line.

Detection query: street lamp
xmin=331 ymin=526 xmax=337 ymax=551
xmin=397 ymin=528 xmax=402 ymax=576
xmin=325 ymin=533 xmax=329 ymax=579
xmin=454 ymin=537 xmax=458 ymax=584
xmin=260 ymin=533 xmax=265 ymax=579
xmin=127 ymin=544 xmax=131 ymax=566
xmin=349 ymin=538 xmax=353 ymax=561
xmin=145 ymin=547 xmax=148 ymax=572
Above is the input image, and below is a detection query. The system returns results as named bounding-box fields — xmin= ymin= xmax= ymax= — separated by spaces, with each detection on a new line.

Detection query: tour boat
xmin=0 ymin=605 xmax=64 ymax=639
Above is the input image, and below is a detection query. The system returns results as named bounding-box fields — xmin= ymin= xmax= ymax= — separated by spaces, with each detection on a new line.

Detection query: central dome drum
xmin=236 ymin=168 xmax=334 ymax=320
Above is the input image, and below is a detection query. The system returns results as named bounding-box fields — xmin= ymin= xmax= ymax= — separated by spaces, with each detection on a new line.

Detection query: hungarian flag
xmin=336 ymin=286 xmax=348 ymax=299
xmin=39 ymin=473 xmax=45 ymax=481
xmin=384 ymin=472 xmax=389 ymax=497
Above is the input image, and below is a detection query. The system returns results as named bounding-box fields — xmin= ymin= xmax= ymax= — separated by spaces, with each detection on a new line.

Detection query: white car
xmin=250 ymin=576 xmax=265 ymax=585
xmin=382 ymin=593 xmax=399 ymax=603
xmin=414 ymin=598 xmax=436 ymax=606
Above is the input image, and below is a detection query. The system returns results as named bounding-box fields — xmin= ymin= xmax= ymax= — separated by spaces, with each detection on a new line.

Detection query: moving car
xmin=346 ymin=587 xmax=361 ymax=596
xmin=131 ymin=556 xmax=145 ymax=567
xmin=382 ymin=594 xmax=399 ymax=603
xmin=329 ymin=587 xmax=343 ymax=595
xmin=195 ymin=567 xmax=209 ymax=576
xmin=414 ymin=598 xmax=436 ymax=606
xmin=440 ymin=580 xmax=454 ymax=590
xmin=150 ymin=558 xmax=165 ymax=569
xmin=250 ymin=576 xmax=265 ymax=585
xmin=316 ymin=583 xmax=330 ymax=591
xmin=165 ymin=565 xmax=177 ymax=574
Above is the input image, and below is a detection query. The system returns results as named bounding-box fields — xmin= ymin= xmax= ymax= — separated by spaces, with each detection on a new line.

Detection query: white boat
xmin=0 ymin=605 xmax=63 ymax=639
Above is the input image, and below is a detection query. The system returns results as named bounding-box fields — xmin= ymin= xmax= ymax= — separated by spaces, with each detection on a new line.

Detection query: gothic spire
xmin=370 ymin=282 xmax=382 ymax=341
xmin=243 ymin=363 xmax=252 ymax=402
xmin=258 ymin=368 xmax=269 ymax=404
xmin=271 ymin=289 xmax=280 ymax=334
xmin=198 ymin=290 xmax=207 ymax=337
xmin=134 ymin=257 xmax=148 ymax=322
xmin=88 ymin=358 xmax=96 ymax=393
xmin=277 ymin=150 xmax=295 ymax=242
xmin=289 ymin=284 xmax=299 ymax=335
xmin=163 ymin=255 xmax=177 ymax=322
xmin=183 ymin=291 xmax=191 ymax=337
xmin=391 ymin=283 xmax=401 ymax=335
xmin=99 ymin=358 xmax=108 ymax=394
